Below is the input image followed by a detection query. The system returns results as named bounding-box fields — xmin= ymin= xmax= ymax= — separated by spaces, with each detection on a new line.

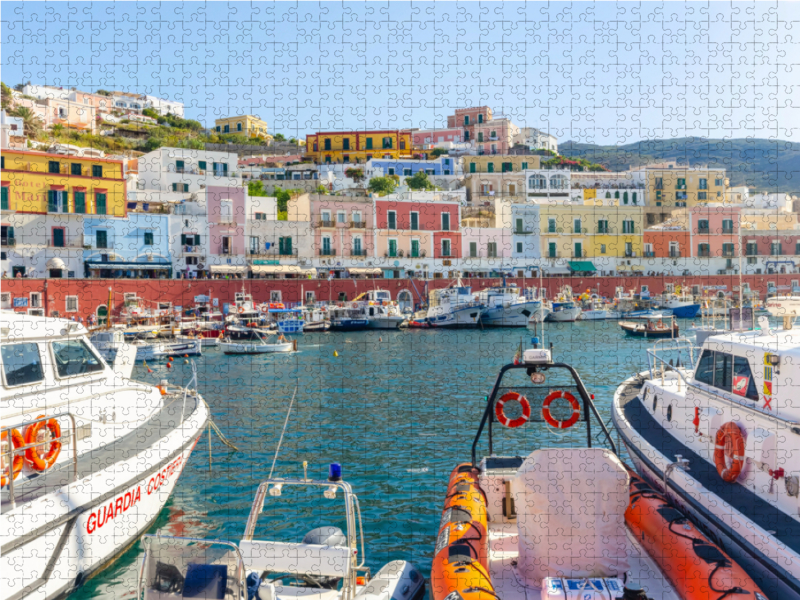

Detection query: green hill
xmin=560 ymin=138 xmax=800 ymax=193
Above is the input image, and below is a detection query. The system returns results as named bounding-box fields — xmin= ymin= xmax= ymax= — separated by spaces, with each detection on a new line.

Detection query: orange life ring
xmin=24 ymin=416 xmax=61 ymax=472
xmin=542 ymin=390 xmax=581 ymax=429
xmin=238 ymin=306 xmax=246 ymax=314
xmin=1 ymin=429 xmax=25 ymax=487
xmin=495 ymin=392 xmax=531 ymax=428
xmin=714 ymin=422 xmax=745 ymax=483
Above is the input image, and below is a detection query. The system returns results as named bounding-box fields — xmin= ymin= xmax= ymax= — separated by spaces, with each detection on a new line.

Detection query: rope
xmin=268 ymin=385 xmax=298 ymax=479
xmin=199 ymin=396 xmax=239 ymax=451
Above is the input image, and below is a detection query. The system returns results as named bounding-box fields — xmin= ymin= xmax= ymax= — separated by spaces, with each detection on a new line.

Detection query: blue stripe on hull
xmin=669 ymin=304 xmax=701 ymax=318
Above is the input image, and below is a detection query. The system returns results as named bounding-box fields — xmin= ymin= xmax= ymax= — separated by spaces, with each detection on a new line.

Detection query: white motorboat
xmin=227 ymin=289 xmax=265 ymax=324
xmin=430 ymin=345 xmax=764 ymax=600
xmin=545 ymin=286 xmax=582 ymax=322
xmin=132 ymin=338 xmax=202 ymax=361
xmin=476 ymin=286 xmax=543 ymax=327
xmin=220 ymin=329 xmax=294 ymax=354
xmin=360 ymin=290 xmax=405 ymax=329
xmin=177 ymin=334 xmax=220 ymax=348
xmin=1 ymin=313 xmax=208 ymax=600
xmin=765 ymin=294 xmax=800 ymax=318
xmin=612 ymin=318 xmax=800 ymax=599
xmin=426 ymin=279 xmax=485 ymax=328
xmin=137 ymin=468 xmax=424 ymax=600
xmin=579 ymin=297 xmax=621 ymax=320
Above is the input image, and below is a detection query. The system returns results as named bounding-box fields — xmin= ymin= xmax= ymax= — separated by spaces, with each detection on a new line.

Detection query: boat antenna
xmin=268 ymin=384 xmax=299 ymax=479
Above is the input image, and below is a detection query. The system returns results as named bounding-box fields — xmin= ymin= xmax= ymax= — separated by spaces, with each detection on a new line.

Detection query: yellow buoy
xmin=333 ymin=350 xmax=339 ymax=357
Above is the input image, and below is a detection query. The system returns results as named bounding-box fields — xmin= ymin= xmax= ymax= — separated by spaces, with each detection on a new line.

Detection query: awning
xmin=87 ymin=262 xmax=171 ymax=270
xmin=347 ymin=267 xmax=383 ymax=275
xmin=210 ymin=265 xmax=248 ymax=274
xmin=568 ymin=261 xmax=596 ymax=272
xmin=251 ymin=265 xmax=315 ymax=275
xmin=46 ymin=258 xmax=67 ymax=270
xmin=546 ymin=268 xmax=571 ymax=276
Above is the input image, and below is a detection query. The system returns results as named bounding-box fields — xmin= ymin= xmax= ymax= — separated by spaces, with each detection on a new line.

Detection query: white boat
xmin=1 ymin=312 xmax=208 ymax=600
xmin=137 ymin=469 xmax=424 ymax=600
xmin=302 ymin=307 xmax=330 ymax=331
xmin=765 ymin=294 xmax=800 ymax=318
xmin=476 ymin=286 xmax=543 ymax=327
xmin=580 ymin=297 xmax=621 ymax=320
xmin=612 ymin=318 xmax=800 ymax=599
xmin=426 ymin=280 xmax=485 ymax=328
xmin=545 ymin=286 xmax=583 ymax=322
xmin=177 ymin=334 xmax=220 ymax=348
xmin=89 ymin=328 xmax=127 ymax=362
xmin=227 ymin=289 xmax=265 ymax=324
xmin=269 ymin=308 xmax=305 ymax=334
xmin=220 ymin=329 xmax=294 ymax=354
xmin=525 ymin=302 xmax=552 ymax=327
xmin=132 ymin=338 xmax=202 ymax=361
xmin=661 ymin=293 xmax=701 ymax=318
xmin=361 ymin=289 xmax=405 ymax=329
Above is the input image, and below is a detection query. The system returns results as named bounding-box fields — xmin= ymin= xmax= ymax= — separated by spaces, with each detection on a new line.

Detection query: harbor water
xmin=72 ymin=319 xmax=693 ymax=600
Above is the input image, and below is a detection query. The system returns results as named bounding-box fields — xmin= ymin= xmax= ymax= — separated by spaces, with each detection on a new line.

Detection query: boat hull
xmin=666 ymin=303 xmax=701 ymax=318
xmin=619 ymin=322 xmax=679 ymax=338
xmin=302 ymin=321 xmax=330 ymax=332
xmin=480 ymin=301 xmax=541 ymax=327
xmin=580 ymin=309 xmax=621 ymax=320
xmin=367 ymin=316 xmax=404 ymax=330
xmin=220 ymin=341 xmax=293 ymax=354
xmin=427 ymin=305 xmax=484 ymax=328
xmin=135 ymin=340 xmax=202 ymax=361
xmin=765 ymin=296 xmax=800 ymax=317
xmin=276 ymin=320 xmax=304 ymax=334
xmin=545 ymin=307 xmax=582 ymax=322
xmin=329 ymin=319 xmax=371 ymax=331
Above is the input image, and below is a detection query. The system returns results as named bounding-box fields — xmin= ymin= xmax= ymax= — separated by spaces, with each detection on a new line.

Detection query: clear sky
xmin=3 ymin=1 xmax=799 ymax=144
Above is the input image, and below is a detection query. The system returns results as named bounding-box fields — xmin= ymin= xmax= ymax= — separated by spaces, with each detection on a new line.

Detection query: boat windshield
xmin=51 ymin=339 xmax=104 ymax=377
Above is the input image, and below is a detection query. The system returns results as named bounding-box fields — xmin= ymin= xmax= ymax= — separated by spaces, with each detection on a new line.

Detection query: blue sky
xmin=3 ymin=1 xmax=799 ymax=145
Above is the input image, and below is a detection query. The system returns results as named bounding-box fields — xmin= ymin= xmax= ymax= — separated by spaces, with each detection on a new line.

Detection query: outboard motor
xmin=301 ymin=527 xmax=347 ymax=589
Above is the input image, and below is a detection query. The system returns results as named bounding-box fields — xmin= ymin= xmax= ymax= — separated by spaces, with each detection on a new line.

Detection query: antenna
xmin=268 ymin=384 xmax=299 ymax=479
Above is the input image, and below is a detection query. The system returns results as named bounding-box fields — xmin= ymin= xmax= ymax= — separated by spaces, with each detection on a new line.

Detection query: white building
xmin=525 ymin=169 xmax=574 ymax=202
xmin=20 ymin=84 xmax=71 ymax=101
xmin=144 ymin=95 xmax=184 ymax=117
xmin=510 ymin=204 xmax=542 ymax=260
xmin=318 ymin=163 xmax=383 ymax=192
xmin=1 ymin=213 xmax=86 ymax=280
xmin=1 ymin=111 xmax=25 ymax=149
xmin=245 ymin=195 xmax=316 ymax=278
xmin=168 ymin=207 xmax=208 ymax=279
xmin=514 ymin=127 xmax=558 ymax=152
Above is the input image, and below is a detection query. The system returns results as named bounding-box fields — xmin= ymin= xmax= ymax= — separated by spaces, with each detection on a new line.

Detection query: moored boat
xmin=620 ymin=316 xmax=679 ymax=339
xmin=1 ymin=313 xmax=208 ymax=600
xmin=545 ymin=286 xmax=582 ymax=322
xmin=764 ymin=294 xmax=800 ymax=318
xmin=662 ymin=292 xmax=701 ymax=319
xmin=430 ymin=345 xmax=765 ymax=600
xmin=426 ymin=279 xmax=485 ymax=328
xmin=476 ymin=286 xmax=542 ymax=327
xmin=612 ymin=319 xmax=800 ymax=599
xmin=220 ymin=328 xmax=294 ymax=354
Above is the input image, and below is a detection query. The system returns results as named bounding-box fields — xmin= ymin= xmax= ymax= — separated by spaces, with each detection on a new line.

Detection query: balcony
xmin=220 ymin=247 xmax=234 ymax=255
xmin=316 ymin=219 xmax=336 ymax=228
xmin=669 ymin=251 xmax=681 ymax=258
xmin=514 ymin=228 xmax=534 ymax=235
xmin=349 ymin=221 xmax=367 ymax=229
xmin=350 ymin=249 xmax=367 ymax=257
xmin=722 ymin=251 xmax=735 ymax=258
xmin=249 ymin=248 xmax=298 ymax=258
xmin=319 ymin=249 xmax=337 ymax=256
xmin=697 ymin=227 xmax=710 ymax=234
xmin=644 ymin=251 xmax=655 ymax=257
xmin=182 ymin=245 xmax=203 ymax=255
xmin=48 ymin=235 xmax=85 ymax=248
xmin=722 ymin=228 xmax=734 ymax=234
xmin=698 ymin=251 xmax=711 ymax=258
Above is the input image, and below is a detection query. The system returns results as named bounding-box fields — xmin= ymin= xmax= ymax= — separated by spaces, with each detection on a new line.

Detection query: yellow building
xmin=645 ymin=167 xmax=728 ymax=207
xmin=539 ymin=204 xmax=644 ymax=260
xmin=214 ymin=115 xmax=269 ymax=138
xmin=1 ymin=150 xmax=126 ymax=216
xmin=464 ymin=155 xmax=541 ymax=174
xmin=305 ymin=130 xmax=413 ymax=164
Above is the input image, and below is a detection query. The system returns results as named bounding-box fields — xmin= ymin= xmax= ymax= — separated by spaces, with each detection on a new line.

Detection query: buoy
xmin=379 ymin=336 xmax=382 ymax=342
xmin=166 ymin=363 xmax=172 ymax=369
xmin=184 ymin=354 xmax=189 ymax=358
xmin=147 ymin=369 xmax=153 ymax=374
xmin=333 ymin=350 xmax=339 ymax=357
xmin=184 ymin=359 xmax=189 ymax=364
xmin=168 ymin=356 xmax=173 ymax=361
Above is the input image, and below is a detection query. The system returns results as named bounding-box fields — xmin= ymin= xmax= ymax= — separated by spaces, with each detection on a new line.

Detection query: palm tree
xmin=10 ymin=106 xmax=43 ymax=138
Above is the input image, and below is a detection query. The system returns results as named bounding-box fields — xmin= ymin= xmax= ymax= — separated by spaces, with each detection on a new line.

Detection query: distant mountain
xmin=560 ymin=138 xmax=800 ymax=194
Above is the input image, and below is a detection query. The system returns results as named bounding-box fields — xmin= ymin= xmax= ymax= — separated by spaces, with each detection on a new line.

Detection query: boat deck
xmin=486 ymin=522 xmax=679 ymax=600
xmin=1 ymin=392 xmax=200 ymax=512
xmin=617 ymin=379 xmax=800 ymax=558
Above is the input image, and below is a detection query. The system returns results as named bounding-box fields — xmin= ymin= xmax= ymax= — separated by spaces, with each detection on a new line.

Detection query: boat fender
xmin=246 ymin=572 xmax=261 ymax=600
xmin=24 ymin=416 xmax=62 ymax=471
xmin=495 ymin=392 xmax=531 ymax=428
xmin=302 ymin=526 xmax=346 ymax=546
xmin=1 ymin=429 xmax=25 ymax=486
xmin=714 ymin=422 xmax=746 ymax=483
xmin=541 ymin=390 xmax=581 ymax=429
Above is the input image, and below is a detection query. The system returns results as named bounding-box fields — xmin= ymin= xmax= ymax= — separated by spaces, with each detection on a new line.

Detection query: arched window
xmin=528 ymin=174 xmax=547 ymax=190
xmin=632 ymin=192 xmax=638 ymax=204
xmin=614 ymin=191 xmax=620 ymax=199
xmin=623 ymin=191 xmax=629 ymax=204
xmin=550 ymin=174 xmax=568 ymax=190
xmin=605 ymin=192 xmax=611 ymax=199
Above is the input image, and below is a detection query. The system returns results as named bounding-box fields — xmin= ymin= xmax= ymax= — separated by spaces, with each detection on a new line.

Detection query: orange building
xmin=305 ymin=130 xmax=412 ymax=164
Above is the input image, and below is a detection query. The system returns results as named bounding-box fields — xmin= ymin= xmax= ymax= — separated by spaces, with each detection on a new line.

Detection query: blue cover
xmin=182 ymin=563 xmax=228 ymax=599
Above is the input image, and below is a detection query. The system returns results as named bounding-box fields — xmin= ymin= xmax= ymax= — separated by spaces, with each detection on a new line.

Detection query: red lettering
xmin=114 ymin=497 xmax=123 ymax=518
xmin=123 ymin=492 xmax=132 ymax=511
xmin=134 ymin=486 xmax=141 ymax=504
xmin=87 ymin=512 xmax=96 ymax=534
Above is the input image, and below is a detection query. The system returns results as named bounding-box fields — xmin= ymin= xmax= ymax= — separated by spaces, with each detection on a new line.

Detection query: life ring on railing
xmin=541 ymin=390 xmax=581 ymax=429
xmin=495 ymin=392 xmax=531 ymax=428
xmin=351 ymin=302 xmax=358 ymax=309
xmin=24 ymin=416 xmax=61 ymax=471
xmin=1 ymin=429 xmax=25 ymax=486
xmin=238 ymin=306 xmax=246 ymax=314
xmin=714 ymin=422 xmax=745 ymax=483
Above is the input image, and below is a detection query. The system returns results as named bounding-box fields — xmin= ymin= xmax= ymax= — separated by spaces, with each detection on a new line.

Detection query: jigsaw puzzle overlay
xmin=1 ymin=3 xmax=799 ymax=600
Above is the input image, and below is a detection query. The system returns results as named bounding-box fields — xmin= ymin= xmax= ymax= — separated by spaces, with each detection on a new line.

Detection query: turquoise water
xmin=72 ymin=320 xmax=677 ymax=600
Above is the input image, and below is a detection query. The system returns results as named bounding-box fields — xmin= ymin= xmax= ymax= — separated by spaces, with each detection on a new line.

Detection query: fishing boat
xmin=612 ymin=317 xmax=800 ymax=599
xmin=661 ymin=292 xmax=701 ymax=319
xmin=1 ymin=313 xmax=208 ymax=600
xmin=177 ymin=333 xmax=220 ymax=348
xmin=328 ymin=306 xmax=371 ymax=331
xmin=476 ymin=286 xmax=543 ymax=327
xmin=580 ymin=296 xmax=621 ymax=320
xmin=301 ymin=307 xmax=330 ymax=331
xmin=227 ymin=289 xmax=264 ymax=325
xmin=269 ymin=308 xmax=305 ymax=334
xmin=131 ymin=338 xmax=202 ymax=361
xmin=426 ymin=279 xmax=485 ymax=328
xmin=361 ymin=290 xmax=405 ymax=329
xmin=220 ymin=328 xmax=294 ymax=354
xmin=615 ymin=288 xmax=671 ymax=319
xmin=545 ymin=287 xmax=582 ymax=322
xmin=137 ymin=466 xmax=424 ymax=600
xmin=620 ymin=316 xmax=679 ymax=339
xmin=431 ymin=344 xmax=765 ymax=600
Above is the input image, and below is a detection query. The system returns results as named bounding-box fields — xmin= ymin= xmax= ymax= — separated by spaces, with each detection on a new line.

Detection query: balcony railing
xmin=350 ymin=249 xmax=367 ymax=257
xmin=722 ymin=228 xmax=734 ymax=234
xmin=220 ymin=247 xmax=234 ymax=255
xmin=182 ymin=245 xmax=203 ymax=254
xmin=669 ymin=251 xmax=681 ymax=258
xmin=722 ymin=251 xmax=735 ymax=258
xmin=48 ymin=235 xmax=85 ymax=248
xmin=349 ymin=221 xmax=367 ymax=229
xmin=644 ymin=251 xmax=655 ymax=257
xmin=249 ymin=248 xmax=298 ymax=257
xmin=319 ymin=249 xmax=336 ymax=256
xmin=698 ymin=251 xmax=711 ymax=258
xmin=514 ymin=229 xmax=534 ymax=235
xmin=697 ymin=227 xmax=710 ymax=234
xmin=316 ymin=220 xmax=336 ymax=228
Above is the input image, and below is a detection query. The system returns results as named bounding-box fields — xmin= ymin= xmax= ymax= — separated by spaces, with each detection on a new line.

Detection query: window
xmin=337 ymin=211 xmax=346 ymax=224
xmin=623 ymin=191 xmax=629 ymax=204
xmin=469 ymin=163 xmax=476 ymax=174
xmin=1 ymin=343 xmax=44 ymax=386
xmin=669 ymin=242 xmax=679 ymax=257
xmin=771 ymin=242 xmax=783 ymax=256
xmin=74 ymin=191 xmax=86 ymax=214
xmin=487 ymin=242 xmax=497 ymax=258
xmin=410 ymin=212 xmax=419 ymax=230
xmin=216 ymin=126 xmax=221 ymax=132
xmin=600 ymin=244 xmax=606 ymax=254
xmin=676 ymin=178 xmax=686 ymax=190
xmin=172 ymin=183 xmax=189 ymax=192
xmin=388 ymin=168 xmax=395 ymax=176
xmin=550 ymin=174 xmax=568 ymax=190
xmin=521 ymin=162 xmax=528 ymax=170
xmin=388 ymin=211 xmax=397 ymax=229
xmin=219 ymin=200 xmax=233 ymax=222
xmin=502 ymin=162 xmax=512 ymax=173
xmin=478 ymin=132 xmax=484 ymax=143
xmin=722 ymin=219 xmax=733 ymax=233
xmin=96 ymin=230 xmax=108 ymax=249
xmin=382 ymin=137 xmax=393 ymax=149
xmin=516 ymin=242 xmax=523 ymax=253
xmin=95 ymin=193 xmax=107 ymax=215
xmin=66 ymin=296 xmax=78 ymax=312
xmin=144 ymin=231 xmax=154 ymax=245
xmin=597 ymin=219 xmax=608 ymax=234
xmin=176 ymin=160 xmax=185 ymax=173
xmin=573 ymin=218 xmax=581 ymax=234
xmin=695 ymin=350 xmax=715 ymax=386
xmin=487 ymin=163 xmax=494 ymax=173
xmin=181 ymin=233 xmax=201 ymax=246
xmin=366 ymin=138 xmax=373 ymax=150
xmin=697 ymin=219 xmax=709 ymax=233
xmin=237 ymin=122 xmax=242 ymax=132
xmin=469 ymin=242 xmax=477 ymax=257
xmin=632 ymin=192 xmax=637 ymax=204
xmin=733 ymin=356 xmax=759 ymax=401
xmin=478 ymin=114 xmax=483 ymax=123
xmin=698 ymin=243 xmax=710 ymax=257
xmin=622 ymin=220 xmax=634 ymax=234
xmin=49 ymin=161 xmax=60 ymax=174
xmin=491 ymin=131 xmax=497 ymax=139
xmin=343 ymin=139 xmax=350 ymax=150
xmin=403 ymin=169 xmax=412 ymax=177
xmin=722 ymin=243 xmax=734 ymax=257
xmin=71 ymin=163 xmax=82 ymax=176
xmin=464 ymin=115 xmax=469 ymax=125
xmin=410 ymin=239 xmax=420 ymax=258
xmin=441 ymin=239 xmax=451 ymax=257
xmin=548 ymin=217 xmax=557 ymax=233
xmin=51 ymin=340 xmax=104 ymax=377
xmin=676 ymin=191 xmax=687 ymax=201
xmin=352 ymin=211 xmax=362 ymax=223
xmin=441 ymin=212 xmax=450 ymax=231
xmin=1 ymin=186 xmax=8 ymax=210
xmin=279 ymin=237 xmax=292 ymax=255
xmin=548 ymin=242 xmax=557 ymax=258
xmin=715 ymin=178 xmax=723 ymax=186
xmin=713 ymin=352 xmax=733 ymax=392
xmin=255 ymin=212 xmax=266 ymax=220
xmin=48 ymin=190 xmax=67 ymax=213
xmin=699 ymin=178 xmax=708 ymax=190
xmin=352 ymin=237 xmax=363 ymax=255
xmin=323 ymin=138 xmax=331 ymax=150
xmin=249 ymin=236 xmax=259 ymax=254
xmin=388 ymin=239 xmax=398 ymax=257
xmin=52 ymin=228 xmax=65 ymax=248
xmin=698 ymin=192 xmax=707 ymax=200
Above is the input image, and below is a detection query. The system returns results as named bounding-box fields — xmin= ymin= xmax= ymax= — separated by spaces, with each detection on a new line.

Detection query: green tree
xmin=142 ymin=107 xmax=159 ymax=119
xmin=248 ymin=180 xmax=271 ymax=197
xmin=368 ymin=176 xmax=397 ymax=196
xmin=96 ymin=90 xmax=112 ymax=96
xmin=315 ymin=184 xmax=328 ymax=195
xmin=9 ymin=106 xmax=43 ymax=138
xmin=405 ymin=171 xmax=435 ymax=191
xmin=429 ymin=148 xmax=449 ymax=158
xmin=273 ymin=133 xmax=286 ymax=142
xmin=345 ymin=168 xmax=365 ymax=184
xmin=1 ymin=82 xmax=12 ymax=110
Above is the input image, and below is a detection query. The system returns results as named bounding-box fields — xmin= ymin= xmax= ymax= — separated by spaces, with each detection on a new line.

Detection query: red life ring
xmin=541 ymin=390 xmax=581 ymax=429
xmin=714 ymin=422 xmax=745 ymax=483
xmin=24 ymin=416 xmax=62 ymax=471
xmin=238 ymin=306 xmax=246 ymax=314
xmin=495 ymin=392 xmax=531 ymax=428
xmin=1 ymin=429 xmax=25 ymax=487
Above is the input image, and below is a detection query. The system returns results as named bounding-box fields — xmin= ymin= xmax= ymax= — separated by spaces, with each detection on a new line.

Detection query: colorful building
xmin=305 ymin=130 xmax=413 ymax=164
xmin=446 ymin=106 xmax=493 ymax=143
xmin=83 ymin=213 xmax=172 ymax=278
xmin=311 ymin=195 xmax=375 ymax=262
xmin=472 ymin=118 xmax=519 ymax=155
xmin=368 ymin=157 xmax=459 ymax=177
xmin=374 ymin=195 xmax=461 ymax=262
xmin=214 ymin=115 xmax=269 ymax=138
xmin=644 ymin=165 xmax=728 ymax=208
xmin=464 ymin=155 xmax=541 ymax=174
xmin=410 ymin=128 xmax=463 ymax=147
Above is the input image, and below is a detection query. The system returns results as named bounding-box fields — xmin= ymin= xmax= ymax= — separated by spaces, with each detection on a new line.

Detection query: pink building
xmin=374 ymin=198 xmax=462 ymax=259
xmin=472 ymin=118 xmax=518 ymax=155
xmin=411 ymin=128 xmax=463 ymax=147
xmin=206 ymin=185 xmax=246 ymax=261
xmin=446 ymin=106 xmax=493 ymax=143
xmin=311 ymin=196 xmax=375 ymax=258
xmin=690 ymin=206 xmax=740 ymax=258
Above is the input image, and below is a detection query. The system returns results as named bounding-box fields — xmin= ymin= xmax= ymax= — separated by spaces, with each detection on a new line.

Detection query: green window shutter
xmin=548 ymin=242 xmax=557 ymax=258
xmin=71 ymin=163 xmax=82 ymax=176
xmin=199 ymin=161 xmax=206 ymax=170
xmin=487 ymin=163 xmax=494 ymax=173
xmin=1 ymin=186 xmax=8 ymax=210
xmin=469 ymin=163 xmax=476 ymax=173
xmin=48 ymin=190 xmax=58 ymax=212
xmin=53 ymin=228 xmax=64 ymax=248
xmin=181 ymin=234 xmax=188 ymax=245
xmin=74 ymin=192 xmax=86 ymax=214
xmin=95 ymin=193 xmax=107 ymax=215
xmin=96 ymin=230 xmax=107 ymax=249
xmin=92 ymin=165 xmax=103 ymax=178
xmin=144 ymin=232 xmax=154 ymax=245
xmin=522 ymin=162 xmax=528 ymax=170
xmin=470 ymin=242 xmax=477 ymax=257
xmin=172 ymin=183 xmax=178 ymax=192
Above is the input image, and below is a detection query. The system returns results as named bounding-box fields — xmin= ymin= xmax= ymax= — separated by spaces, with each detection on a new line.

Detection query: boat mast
xmin=738 ymin=210 xmax=744 ymax=329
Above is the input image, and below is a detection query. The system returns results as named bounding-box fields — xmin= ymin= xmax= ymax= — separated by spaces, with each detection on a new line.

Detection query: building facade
xmin=311 ymin=195 xmax=376 ymax=261
xmin=410 ymin=128 xmax=463 ymax=147
xmin=464 ymin=155 xmax=541 ymax=175
xmin=83 ymin=212 xmax=171 ymax=278
xmin=305 ymin=130 xmax=413 ymax=164
xmin=513 ymin=127 xmax=558 ymax=152
xmin=214 ymin=115 xmax=269 ymax=138
xmin=446 ymin=106 xmax=493 ymax=143
xmin=472 ymin=118 xmax=519 ymax=155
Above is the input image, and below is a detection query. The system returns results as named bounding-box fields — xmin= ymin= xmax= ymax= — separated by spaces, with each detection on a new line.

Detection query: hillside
xmin=560 ymin=138 xmax=800 ymax=193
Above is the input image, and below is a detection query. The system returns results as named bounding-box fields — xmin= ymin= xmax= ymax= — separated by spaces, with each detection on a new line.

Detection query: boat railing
xmin=2 ymin=412 xmax=79 ymax=508
xmin=645 ymin=337 xmax=696 ymax=389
